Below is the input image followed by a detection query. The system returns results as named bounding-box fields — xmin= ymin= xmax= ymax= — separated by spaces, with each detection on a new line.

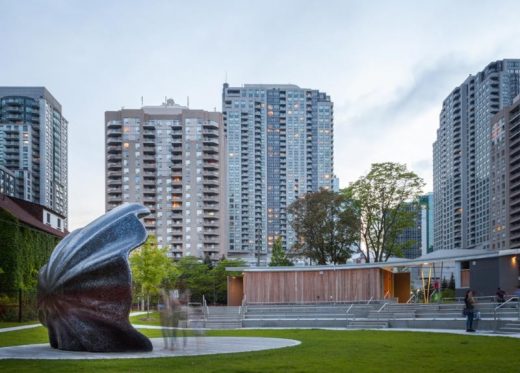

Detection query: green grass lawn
xmin=0 ymin=321 xmax=39 ymax=329
xmin=129 ymin=311 xmax=161 ymax=325
xmin=1 ymin=325 xmax=520 ymax=372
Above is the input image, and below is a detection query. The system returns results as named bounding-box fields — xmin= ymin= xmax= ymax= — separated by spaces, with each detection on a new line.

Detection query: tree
xmin=448 ymin=273 xmax=456 ymax=290
xmin=269 ymin=237 xmax=293 ymax=266
xmin=173 ymin=256 xmax=213 ymax=303
xmin=210 ymin=258 xmax=246 ymax=304
xmin=288 ymin=189 xmax=360 ymax=265
xmin=130 ymin=235 xmax=172 ymax=315
xmin=344 ymin=162 xmax=424 ymax=262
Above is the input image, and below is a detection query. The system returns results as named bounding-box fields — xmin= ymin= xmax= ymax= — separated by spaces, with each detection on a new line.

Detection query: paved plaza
xmin=0 ymin=337 xmax=301 ymax=360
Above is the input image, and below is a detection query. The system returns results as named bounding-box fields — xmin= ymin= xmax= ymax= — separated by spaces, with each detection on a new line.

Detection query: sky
xmin=2 ymin=0 xmax=520 ymax=230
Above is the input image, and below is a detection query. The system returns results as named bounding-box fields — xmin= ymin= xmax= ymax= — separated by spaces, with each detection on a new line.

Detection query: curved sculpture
xmin=37 ymin=203 xmax=153 ymax=352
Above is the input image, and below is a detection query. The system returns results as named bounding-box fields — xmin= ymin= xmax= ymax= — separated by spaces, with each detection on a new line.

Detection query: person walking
xmin=496 ymin=287 xmax=506 ymax=303
xmin=464 ymin=290 xmax=476 ymax=332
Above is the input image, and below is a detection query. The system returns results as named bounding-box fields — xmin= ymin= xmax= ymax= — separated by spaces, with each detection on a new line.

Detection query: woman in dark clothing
xmin=464 ymin=290 xmax=476 ymax=332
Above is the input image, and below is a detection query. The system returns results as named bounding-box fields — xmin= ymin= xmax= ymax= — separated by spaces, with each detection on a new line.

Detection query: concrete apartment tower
xmin=433 ymin=60 xmax=520 ymax=251
xmin=105 ymin=99 xmax=227 ymax=260
xmin=489 ymin=95 xmax=520 ymax=250
xmin=0 ymin=87 xmax=68 ymax=226
xmin=222 ymin=84 xmax=337 ymax=263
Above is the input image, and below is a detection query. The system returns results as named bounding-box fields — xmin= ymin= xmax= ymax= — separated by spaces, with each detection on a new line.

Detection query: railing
xmin=406 ymin=294 xmax=416 ymax=304
xmin=202 ymin=295 xmax=209 ymax=322
xmin=345 ymin=304 xmax=354 ymax=328
xmin=384 ymin=291 xmax=390 ymax=299
xmin=239 ymin=295 xmax=247 ymax=323
xmin=377 ymin=302 xmax=388 ymax=313
xmin=243 ymin=298 xmax=390 ymax=306
xmin=493 ymin=296 xmax=519 ymax=330
xmin=442 ymin=295 xmax=497 ymax=303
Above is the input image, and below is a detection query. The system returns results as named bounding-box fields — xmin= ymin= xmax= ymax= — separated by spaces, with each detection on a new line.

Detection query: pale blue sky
xmin=2 ymin=0 xmax=520 ymax=229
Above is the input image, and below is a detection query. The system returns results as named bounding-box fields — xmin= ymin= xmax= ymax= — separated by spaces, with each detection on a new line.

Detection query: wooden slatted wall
xmin=244 ymin=268 xmax=387 ymax=303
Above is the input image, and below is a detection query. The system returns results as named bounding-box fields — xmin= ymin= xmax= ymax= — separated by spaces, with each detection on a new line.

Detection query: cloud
xmin=333 ymin=56 xmax=478 ymax=191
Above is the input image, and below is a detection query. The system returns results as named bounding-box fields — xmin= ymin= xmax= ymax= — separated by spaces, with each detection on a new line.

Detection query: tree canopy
xmin=269 ymin=237 xmax=293 ymax=266
xmin=344 ymin=162 xmax=424 ymax=262
xmin=288 ymin=189 xmax=360 ymax=264
xmin=130 ymin=235 xmax=172 ymax=309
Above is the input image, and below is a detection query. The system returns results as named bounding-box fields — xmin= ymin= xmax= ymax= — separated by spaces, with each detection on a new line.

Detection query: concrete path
xmin=0 ymin=324 xmax=41 ymax=333
xmin=0 ymin=312 xmax=149 ymax=333
xmin=0 ymin=337 xmax=301 ymax=360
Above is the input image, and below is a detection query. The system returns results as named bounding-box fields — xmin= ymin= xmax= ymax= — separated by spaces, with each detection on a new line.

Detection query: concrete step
xmin=347 ymin=321 xmax=388 ymax=329
xmin=499 ymin=322 xmax=520 ymax=333
xmin=245 ymin=313 xmax=347 ymax=319
xmin=367 ymin=311 xmax=415 ymax=319
xmin=242 ymin=319 xmax=349 ymax=328
xmin=205 ymin=322 xmax=242 ymax=329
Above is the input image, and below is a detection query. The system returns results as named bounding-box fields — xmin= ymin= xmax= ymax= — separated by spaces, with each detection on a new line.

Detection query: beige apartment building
xmin=105 ymin=99 xmax=227 ymax=260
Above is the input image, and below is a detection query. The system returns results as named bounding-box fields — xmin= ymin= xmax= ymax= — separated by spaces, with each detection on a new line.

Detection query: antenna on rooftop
xmin=141 ymin=96 xmax=144 ymax=107
xmin=187 ymin=96 xmax=190 ymax=108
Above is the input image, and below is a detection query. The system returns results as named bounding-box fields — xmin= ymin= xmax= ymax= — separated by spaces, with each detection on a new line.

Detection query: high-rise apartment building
xmin=105 ymin=100 xmax=227 ymax=259
xmin=0 ymin=87 xmax=68 ymax=222
xmin=490 ymin=95 xmax=520 ymax=250
xmin=395 ymin=193 xmax=433 ymax=259
xmin=222 ymin=84 xmax=336 ymax=261
xmin=433 ymin=60 xmax=520 ymax=251
xmin=420 ymin=193 xmax=434 ymax=255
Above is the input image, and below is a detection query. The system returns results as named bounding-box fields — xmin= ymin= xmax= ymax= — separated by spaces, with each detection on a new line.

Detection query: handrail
xmin=367 ymin=296 xmax=374 ymax=305
xmin=377 ymin=302 xmax=388 ymax=313
xmin=494 ymin=296 xmax=519 ymax=318
xmin=346 ymin=304 xmax=353 ymax=315
xmin=202 ymin=295 xmax=208 ymax=321
xmin=406 ymin=294 xmax=416 ymax=304
xmin=493 ymin=296 xmax=519 ymax=331
xmin=239 ymin=295 xmax=247 ymax=322
xmin=384 ymin=291 xmax=390 ymax=299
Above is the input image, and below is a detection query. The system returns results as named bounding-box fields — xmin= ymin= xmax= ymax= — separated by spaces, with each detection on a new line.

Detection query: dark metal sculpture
xmin=37 ymin=203 xmax=153 ymax=352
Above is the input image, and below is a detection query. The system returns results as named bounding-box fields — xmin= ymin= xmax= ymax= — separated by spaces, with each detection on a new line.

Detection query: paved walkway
xmin=0 ymin=337 xmax=301 ymax=360
xmin=0 ymin=324 xmax=41 ymax=333
xmin=0 ymin=312 xmax=149 ymax=333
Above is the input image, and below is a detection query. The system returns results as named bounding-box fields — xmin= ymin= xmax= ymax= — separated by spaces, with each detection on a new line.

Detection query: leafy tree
xmin=173 ymin=256 xmax=213 ymax=303
xmin=210 ymin=258 xmax=246 ymax=304
xmin=269 ymin=237 xmax=293 ymax=266
xmin=344 ymin=162 xmax=424 ymax=262
xmin=288 ymin=189 xmax=360 ymax=265
xmin=130 ymin=235 xmax=172 ymax=314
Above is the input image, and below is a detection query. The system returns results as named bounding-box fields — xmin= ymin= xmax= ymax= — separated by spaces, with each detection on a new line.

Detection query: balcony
xmin=107 ymin=170 xmax=122 ymax=178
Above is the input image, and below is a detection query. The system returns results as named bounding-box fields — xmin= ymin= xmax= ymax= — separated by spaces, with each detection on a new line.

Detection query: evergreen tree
xmin=449 ymin=273 xmax=456 ymax=290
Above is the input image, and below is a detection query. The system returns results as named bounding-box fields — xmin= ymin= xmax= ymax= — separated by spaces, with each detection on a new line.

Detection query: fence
xmin=0 ymin=290 xmax=38 ymax=322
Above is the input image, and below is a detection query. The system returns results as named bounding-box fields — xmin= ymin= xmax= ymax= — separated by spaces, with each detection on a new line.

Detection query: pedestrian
xmin=464 ymin=289 xmax=476 ymax=332
xmin=496 ymin=287 xmax=506 ymax=303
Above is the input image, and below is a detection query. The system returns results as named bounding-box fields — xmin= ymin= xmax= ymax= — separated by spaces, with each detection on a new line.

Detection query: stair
xmin=205 ymin=306 xmax=242 ymax=329
xmin=498 ymin=321 xmax=520 ymax=334
xmin=347 ymin=320 xmax=388 ymax=329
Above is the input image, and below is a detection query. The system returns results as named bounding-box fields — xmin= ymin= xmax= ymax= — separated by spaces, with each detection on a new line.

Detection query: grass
xmin=129 ymin=311 xmax=161 ymax=325
xmin=0 ymin=321 xmax=39 ymax=329
xmin=1 ymin=326 xmax=520 ymax=372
